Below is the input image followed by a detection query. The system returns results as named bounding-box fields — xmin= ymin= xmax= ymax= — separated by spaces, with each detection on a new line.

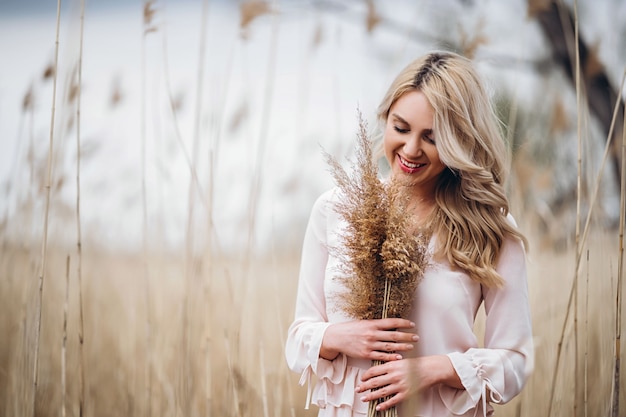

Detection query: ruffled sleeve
xmin=444 ymin=231 xmax=534 ymax=416
xmin=285 ymin=189 xmax=352 ymax=408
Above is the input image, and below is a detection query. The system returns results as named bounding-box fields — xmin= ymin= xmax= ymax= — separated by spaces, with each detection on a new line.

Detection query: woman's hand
xmin=320 ymin=318 xmax=418 ymax=362
xmin=355 ymin=355 xmax=463 ymax=412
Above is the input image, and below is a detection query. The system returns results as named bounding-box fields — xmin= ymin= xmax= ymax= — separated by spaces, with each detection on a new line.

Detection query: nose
xmin=403 ymin=135 xmax=424 ymax=157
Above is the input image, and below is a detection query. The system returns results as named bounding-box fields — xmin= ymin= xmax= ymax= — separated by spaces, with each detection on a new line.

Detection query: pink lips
xmin=397 ymin=154 xmax=424 ymax=174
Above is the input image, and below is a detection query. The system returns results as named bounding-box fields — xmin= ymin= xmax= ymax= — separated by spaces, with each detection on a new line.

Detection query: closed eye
xmin=393 ymin=126 xmax=409 ymax=134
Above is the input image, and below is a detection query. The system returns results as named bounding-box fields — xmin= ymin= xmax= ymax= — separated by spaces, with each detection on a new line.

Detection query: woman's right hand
xmin=320 ymin=318 xmax=418 ymax=362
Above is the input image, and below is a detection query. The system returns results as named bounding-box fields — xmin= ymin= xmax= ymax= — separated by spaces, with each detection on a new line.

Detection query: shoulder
xmin=310 ymin=187 xmax=342 ymax=216
xmin=303 ymin=187 xmax=344 ymax=245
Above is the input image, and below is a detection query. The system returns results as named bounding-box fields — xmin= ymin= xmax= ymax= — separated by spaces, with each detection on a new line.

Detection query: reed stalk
xmin=610 ymin=76 xmax=626 ymax=417
xmin=76 ymin=1 xmax=86 ymax=414
xmin=141 ymin=2 xmax=156 ymax=415
xmin=61 ymin=255 xmax=69 ymax=417
xmin=224 ymin=332 xmax=242 ymax=417
xmin=583 ymin=249 xmax=589 ymax=417
xmin=32 ymin=1 xmax=62 ymax=415
xmin=245 ymin=0 xmax=279 ymax=258
xmin=573 ymin=2 xmax=581 ymax=414
xmin=198 ymin=8 xmax=212 ymax=413
xmin=368 ymin=277 xmax=396 ymax=417
xmin=260 ymin=341 xmax=269 ymax=417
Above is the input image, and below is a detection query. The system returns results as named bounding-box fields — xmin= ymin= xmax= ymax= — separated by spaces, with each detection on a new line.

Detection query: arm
xmin=285 ymin=191 xmax=332 ymax=376
xmin=444 ymin=234 xmax=534 ymax=412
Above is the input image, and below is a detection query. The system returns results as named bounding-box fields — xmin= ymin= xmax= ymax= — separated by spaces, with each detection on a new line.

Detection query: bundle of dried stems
xmin=325 ymin=112 xmax=430 ymax=417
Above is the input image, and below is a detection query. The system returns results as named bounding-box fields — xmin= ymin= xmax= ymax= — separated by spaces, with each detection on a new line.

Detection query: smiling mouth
xmin=398 ymin=155 xmax=425 ymax=170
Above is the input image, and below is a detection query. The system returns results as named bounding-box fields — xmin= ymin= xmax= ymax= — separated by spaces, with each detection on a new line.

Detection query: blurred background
xmin=1 ymin=0 xmax=625 ymax=416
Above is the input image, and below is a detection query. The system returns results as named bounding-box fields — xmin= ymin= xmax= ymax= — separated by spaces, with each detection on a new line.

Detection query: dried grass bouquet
xmin=324 ymin=111 xmax=430 ymax=417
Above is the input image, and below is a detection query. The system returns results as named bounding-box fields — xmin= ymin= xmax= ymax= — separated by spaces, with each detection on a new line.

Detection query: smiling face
xmin=383 ymin=90 xmax=447 ymax=197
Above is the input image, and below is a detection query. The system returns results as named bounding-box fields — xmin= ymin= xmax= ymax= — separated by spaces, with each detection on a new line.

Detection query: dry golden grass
xmin=0 ymin=221 xmax=624 ymax=416
xmin=0 ymin=241 xmax=306 ymax=417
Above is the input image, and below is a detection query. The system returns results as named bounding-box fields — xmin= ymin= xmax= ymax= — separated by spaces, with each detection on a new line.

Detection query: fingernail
xmin=410 ymin=322 xmax=415 ymax=327
xmin=396 ymin=354 xmax=402 ymax=360
xmin=355 ymin=386 xmax=360 ymax=392
xmin=412 ymin=335 xmax=419 ymax=341
xmin=361 ymin=396 xmax=367 ymax=402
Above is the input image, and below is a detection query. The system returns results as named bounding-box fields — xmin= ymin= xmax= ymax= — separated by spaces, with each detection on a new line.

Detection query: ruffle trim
xmin=444 ymin=353 xmax=503 ymax=417
xmin=299 ymin=355 xmax=369 ymax=415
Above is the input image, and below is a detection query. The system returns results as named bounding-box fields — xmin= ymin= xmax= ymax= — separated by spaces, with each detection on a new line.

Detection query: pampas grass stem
xmin=32 ymin=1 xmax=62 ymax=415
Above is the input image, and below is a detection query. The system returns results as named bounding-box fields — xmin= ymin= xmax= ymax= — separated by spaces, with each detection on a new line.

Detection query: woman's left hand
xmin=355 ymin=355 xmax=463 ymax=412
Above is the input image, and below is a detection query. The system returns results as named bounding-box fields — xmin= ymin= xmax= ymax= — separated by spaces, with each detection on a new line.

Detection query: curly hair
xmin=376 ymin=51 xmax=527 ymax=287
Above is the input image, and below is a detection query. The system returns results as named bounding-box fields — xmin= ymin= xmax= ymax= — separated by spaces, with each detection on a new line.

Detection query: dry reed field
xmin=0 ymin=226 xmax=625 ymax=416
xmin=1 ymin=1 xmax=626 ymax=416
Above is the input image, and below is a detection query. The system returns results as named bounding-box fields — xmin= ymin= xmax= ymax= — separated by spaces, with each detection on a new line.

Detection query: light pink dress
xmin=285 ymin=188 xmax=534 ymax=417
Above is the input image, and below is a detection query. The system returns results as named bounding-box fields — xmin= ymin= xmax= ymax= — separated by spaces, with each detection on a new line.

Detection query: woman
xmin=285 ymin=51 xmax=534 ymax=417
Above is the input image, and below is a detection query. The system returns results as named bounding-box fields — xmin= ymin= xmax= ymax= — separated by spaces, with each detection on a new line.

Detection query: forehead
xmin=389 ymin=90 xmax=434 ymax=123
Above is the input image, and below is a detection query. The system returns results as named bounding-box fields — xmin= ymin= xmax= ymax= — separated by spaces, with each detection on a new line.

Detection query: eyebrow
xmin=390 ymin=113 xmax=408 ymax=124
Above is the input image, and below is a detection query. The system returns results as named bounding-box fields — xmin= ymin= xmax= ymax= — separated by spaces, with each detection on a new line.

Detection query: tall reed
xmin=61 ymin=255 xmax=69 ymax=417
xmin=611 ymin=81 xmax=626 ymax=417
xmin=32 ymin=1 xmax=62 ymax=416
xmin=141 ymin=2 xmax=157 ymax=415
xmin=75 ymin=1 xmax=86 ymax=414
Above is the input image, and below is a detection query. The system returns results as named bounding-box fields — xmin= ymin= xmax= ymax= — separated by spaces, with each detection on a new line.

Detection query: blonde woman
xmin=285 ymin=51 xmax=534 ymax=417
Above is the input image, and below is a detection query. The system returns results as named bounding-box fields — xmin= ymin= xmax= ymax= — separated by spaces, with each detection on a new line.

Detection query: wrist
xmin=435 ymin=355 xmax=463 ymax=390
xmin=320 ymin=324 xmax=340 ymax=360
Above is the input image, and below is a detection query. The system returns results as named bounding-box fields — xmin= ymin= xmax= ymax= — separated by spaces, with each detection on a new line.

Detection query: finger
xmin=369 ymin=350 xmax=403 ymax=362
xmin=375 ymin=341 xmax=414 ymax=353
xmin=361 ymin=361 xmax=392 ymax=383
xmin=374 ymin=393 xmax=403 ymax=411
xmin=375 ymin=330 xmax=419 ymax=346
xmin=357 ymin=378 xmax=389 ymax=399
xmin=376 ymin=318 xmax=415 ymax=330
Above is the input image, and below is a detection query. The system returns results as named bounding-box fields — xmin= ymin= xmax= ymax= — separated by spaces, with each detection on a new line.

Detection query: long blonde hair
xmin=377 ymin=51 xmax=527 ymax=288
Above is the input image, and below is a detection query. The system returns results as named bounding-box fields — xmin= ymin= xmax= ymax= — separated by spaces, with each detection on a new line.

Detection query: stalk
xmin=583 ymin=249 xmax=589 ymax=417
xmin=61 ymin=255 xmax=69 ymax=417
xmin=610 ymin=72 xmax=626 ymax=417
xmin=573 ymin=2 xmax=581 ymax=414
xmin=76 ymin=1 xmax=86 ymax=414
xmin=141 ymin=3 xmax=157 ymax=416
xmin=32 ymin=1 xmax=62 ymax=415
xmin=368 ymin=278 xmax=396 ymax=417
xmin=196 ymin=0 xmax=213 ymax=415
xmin=224 ymin=333 xmax=241 ymax=417
xmin=260 ymin=341 xmax=269 ymax=417
xmin=245 ymin=0 xmax=280 ymax=261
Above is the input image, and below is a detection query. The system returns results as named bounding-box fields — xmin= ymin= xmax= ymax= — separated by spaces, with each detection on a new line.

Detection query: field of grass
xmin=0 ymin=223 xmax=624 ymax=416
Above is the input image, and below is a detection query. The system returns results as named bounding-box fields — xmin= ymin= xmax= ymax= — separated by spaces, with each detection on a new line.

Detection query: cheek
xmin=427 ymin=146 xmax=442 ymax=164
